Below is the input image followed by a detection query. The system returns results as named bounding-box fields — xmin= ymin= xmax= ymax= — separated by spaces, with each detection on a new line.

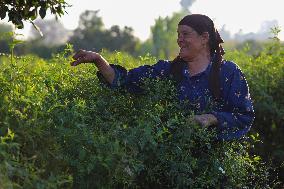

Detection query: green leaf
xmin=28 ymin=8 xmax=37 ymax=20
xmin=16 ymin=21 xmax=24 ymax=29
xmin=39 ymin=7 xmax=46 ymax=19
xmin=0 ymin=7 xmax=7 ymax=19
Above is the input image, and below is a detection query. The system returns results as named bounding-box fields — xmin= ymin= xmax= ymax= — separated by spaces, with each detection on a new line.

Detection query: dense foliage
xmin=0 ymin=44 xmax=282 ymax=188
xmin=225 ymin=39 xmax=284 ymax=183
xmin=0 ymin=0 xmax=68 ymax=29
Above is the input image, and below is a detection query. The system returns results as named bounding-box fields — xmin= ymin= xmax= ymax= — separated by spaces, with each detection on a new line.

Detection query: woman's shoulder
xmin=129 ymin=59 xmax=171 ymax=72
xmin=152 ymin=59 xmax=172 ymax=71
xmin=220 ymin=60 xmax=242 ymax=75
xmin=155 ymin=59 xmax=171 ymax=66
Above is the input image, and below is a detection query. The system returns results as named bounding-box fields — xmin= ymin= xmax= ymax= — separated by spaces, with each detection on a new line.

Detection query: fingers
xmin=72 ymin=49 xmax=86 ymax=60
xmin=194 ymin=115 xmax=205 ymax=125
xmin=71 ymin=49 xmax=88 ymax=66
xmin=71 ymin=49 xmax=97 ymax=66
xmin=70 ymin=59 xmax=80 ymax=66
xmin=194 ymin=114 xmax=218 ymax=127
xmin=194 ymin=114 xmax=209 ymax=127
xmin=70 ymin=56 xmax=86 ymax=66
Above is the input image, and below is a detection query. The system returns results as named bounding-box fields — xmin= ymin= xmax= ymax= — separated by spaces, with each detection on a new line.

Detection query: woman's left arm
xmin=210 ymin=63 xmax=255 ymax=140
xmin=212 ymin=62 xmax=254 ymax=140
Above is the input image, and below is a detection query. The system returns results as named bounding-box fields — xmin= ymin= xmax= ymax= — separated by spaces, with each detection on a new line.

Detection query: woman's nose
xmin=177 ymin=37 xmax=183 ymax=45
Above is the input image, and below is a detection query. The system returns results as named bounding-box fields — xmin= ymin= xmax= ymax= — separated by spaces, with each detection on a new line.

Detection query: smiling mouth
xmin=179 ymin=46 xmax=190 ymax=58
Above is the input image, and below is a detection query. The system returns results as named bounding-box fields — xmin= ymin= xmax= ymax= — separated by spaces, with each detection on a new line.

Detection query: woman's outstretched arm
xmin=71 ymin=49 xmax=115 ymax=84
xmin=71 ymin=49 xmax=172 ymax=93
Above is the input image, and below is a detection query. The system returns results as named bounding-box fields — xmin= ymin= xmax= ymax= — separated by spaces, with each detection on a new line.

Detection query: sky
xmin=10 ymin=0 xmax=284 ymax=41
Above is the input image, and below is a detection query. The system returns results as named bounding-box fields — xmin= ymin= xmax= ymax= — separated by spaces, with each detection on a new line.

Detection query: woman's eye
xmin=178 ymin=33 xmax=188 ymax=37
xmin=182 ymin=32 xmax=191 ymax=37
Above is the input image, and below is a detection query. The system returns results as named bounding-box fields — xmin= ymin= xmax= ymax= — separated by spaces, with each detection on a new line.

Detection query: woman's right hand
xmin=71 ymin=49 xmax=100 ymax=66
xmin=71 ymin=49 xmax=115 ymax=84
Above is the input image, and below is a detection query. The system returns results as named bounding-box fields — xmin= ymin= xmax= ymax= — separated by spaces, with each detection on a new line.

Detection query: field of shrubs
xmin=0 ymin=40 xmax=283 ymax=188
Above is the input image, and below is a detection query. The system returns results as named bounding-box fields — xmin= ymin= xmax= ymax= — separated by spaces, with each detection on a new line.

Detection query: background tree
xmin=0 ymin=22 xmax=13 ymax=54
xmin=69 ymin=10 xmax=140 ymax=55
xmin=104 ymin=25 xmax=139 ymax=54
xmin=69 ymin=10 xmax=110 ymax=52
xmin=29 ymin=19 xmax=71 ymax=47
xmin=0 ymin=0 xmax=69 ymax=29
xmin=8 ymin=19 xmax=71 ymax=59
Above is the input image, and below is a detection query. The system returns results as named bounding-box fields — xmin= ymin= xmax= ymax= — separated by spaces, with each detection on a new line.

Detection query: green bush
xmin=0 ymin=49 xmax=279 ymax=188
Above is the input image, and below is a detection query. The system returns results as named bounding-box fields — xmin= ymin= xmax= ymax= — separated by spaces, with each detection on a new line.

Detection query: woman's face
xmin=177 ymin=25 xmax=208 ymax=61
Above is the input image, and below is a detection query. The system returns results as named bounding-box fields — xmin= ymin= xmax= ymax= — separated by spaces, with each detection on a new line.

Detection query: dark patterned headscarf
xmin=170 ymin=14 xmax=225 ymax=99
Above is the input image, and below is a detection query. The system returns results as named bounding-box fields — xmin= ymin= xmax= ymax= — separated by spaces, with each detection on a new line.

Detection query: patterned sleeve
xmin=211 ymin=62 xmax=255 ymax=141
xmin=97 ymin=60 xmax=171 ymax=93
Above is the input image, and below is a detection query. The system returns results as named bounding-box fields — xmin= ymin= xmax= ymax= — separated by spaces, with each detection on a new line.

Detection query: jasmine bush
xmin=0 ymin=47 xmax=281 ymax=188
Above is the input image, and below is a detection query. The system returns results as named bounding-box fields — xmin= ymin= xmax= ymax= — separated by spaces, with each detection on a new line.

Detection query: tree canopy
xmin=0 ymin=0 xmax=69 ymax=29
xmin=69 ymin=10 xmax=140 ymax=54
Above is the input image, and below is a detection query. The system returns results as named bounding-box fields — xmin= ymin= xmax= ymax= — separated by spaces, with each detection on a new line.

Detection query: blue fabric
xmin=98 ymin=60 xmax=254 ymax=141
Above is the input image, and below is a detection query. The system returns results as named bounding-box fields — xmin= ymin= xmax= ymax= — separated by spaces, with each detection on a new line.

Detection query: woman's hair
xmin=170 ymin=14 xmax=225 ymax=99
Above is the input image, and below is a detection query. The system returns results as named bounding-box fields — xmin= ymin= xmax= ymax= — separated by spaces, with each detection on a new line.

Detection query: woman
xmin=71 ymin=14 xmax=254 ymax=141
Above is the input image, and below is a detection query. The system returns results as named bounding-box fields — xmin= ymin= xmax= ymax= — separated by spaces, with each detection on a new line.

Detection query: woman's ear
xmin=201 ymin=32 xmax=210 ymax=44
